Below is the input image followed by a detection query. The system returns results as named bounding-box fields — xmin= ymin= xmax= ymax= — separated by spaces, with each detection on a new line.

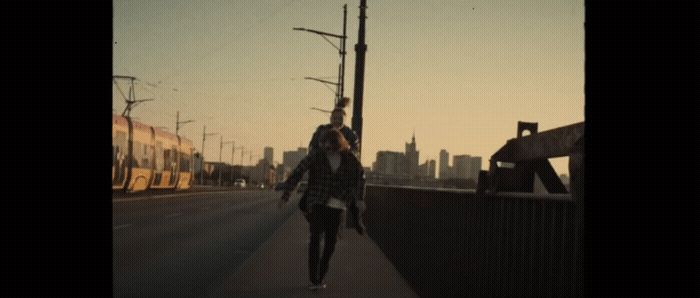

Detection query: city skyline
xmin=113 ymin=0 xmax=583 ymax=176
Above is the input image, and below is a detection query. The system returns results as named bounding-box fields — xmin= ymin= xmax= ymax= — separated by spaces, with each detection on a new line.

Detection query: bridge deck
xmin=212 ymin=211 xmax=418 ymax=297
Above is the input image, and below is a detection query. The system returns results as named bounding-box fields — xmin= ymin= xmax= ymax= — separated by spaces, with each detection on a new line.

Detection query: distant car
xmin=234 ymin=179 xmax=246 ymax=188
xmin=257 ymin=183 xmax=265 ymax=189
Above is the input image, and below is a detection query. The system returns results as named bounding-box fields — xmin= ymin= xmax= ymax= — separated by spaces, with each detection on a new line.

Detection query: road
xmin=113 ymin=190 xmax=300 ymax=297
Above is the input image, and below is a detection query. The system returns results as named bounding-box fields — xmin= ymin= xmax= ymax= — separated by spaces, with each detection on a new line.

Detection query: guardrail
xmin=364 ymin=184 xmax=582 ymax=297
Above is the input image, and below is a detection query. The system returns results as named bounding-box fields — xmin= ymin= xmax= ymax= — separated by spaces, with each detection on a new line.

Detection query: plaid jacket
xmin=283 ymin=149 xmax=364 ymax=211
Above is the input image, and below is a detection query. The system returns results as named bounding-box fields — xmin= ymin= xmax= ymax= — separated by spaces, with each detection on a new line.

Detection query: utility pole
xmin=249 ymin=154 xmax=259 ymax=166
xmin=219 ymin=136 xmax=223 ymax=186
xmin=220 ymin=139 xmax=235 ymax=186
xmin=200 ymin=125 xmax=218 ymax=185
xmin=340 ymin=4 xmax=348 ymax=102
xmin=232 ymin=144 xmax=243 ymax=183
xmin=249 ymin=154 xmax=260 ymax=183
xmin=240 ymin=149 xmax=249 ymax=182
xmin=176 ymin=111 xmax=195 ymax=136
xmin=352 ymin=0 xmax=368 ymax=160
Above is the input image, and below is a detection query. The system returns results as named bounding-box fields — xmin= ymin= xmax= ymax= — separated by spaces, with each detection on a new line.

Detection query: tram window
xmin=164 ymin=149 xmax=172 ymax=171
xmin=113 ymin=131 xmax=126 ymax=146
xmin=180 ymin=154 xmax=191 ymax=171
xmin=113 ymin=131 xmax=127 ymax=159
xmin=133 ymin=141 xmax=145 ymax=168
xmin=171 ymin=146 xmax=178 ymax=169
xmin=155 ymin=142 xmax=164 ymax=171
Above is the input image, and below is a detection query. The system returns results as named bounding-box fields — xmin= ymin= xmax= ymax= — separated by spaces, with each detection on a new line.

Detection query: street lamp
xmin=200 ymin=125 xmax=219 ymax=185
xmin=311 ymin=107 xmax=333 ymax=114
xmin=220 ymin=138 xmax=235 ymax=186
xmin=240 ymin=149 xmax=248 ymax=166
xmin=249 ymin=154 xmax=260 ymax=184
xmin=304 ymin=77 xmax=340 ymax=99
xmin=249 ymin=154 xmax=260 ymax=166
xmin=293 ymin=4 xmax=348 ymax=107
xmin=231 ymin=145 xmax=244 ymax=183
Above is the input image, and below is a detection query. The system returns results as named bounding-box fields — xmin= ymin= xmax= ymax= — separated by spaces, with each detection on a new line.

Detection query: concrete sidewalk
xmin=210 ymin=211 xmax=418 ymax=298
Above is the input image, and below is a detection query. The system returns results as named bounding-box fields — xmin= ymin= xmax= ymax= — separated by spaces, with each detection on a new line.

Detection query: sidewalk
xmin=210 ymin=211 xmax=419 ymax=298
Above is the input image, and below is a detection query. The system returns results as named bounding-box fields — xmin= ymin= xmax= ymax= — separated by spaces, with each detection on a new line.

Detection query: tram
xmin=112 ymin=114 xmax=194 ymax=192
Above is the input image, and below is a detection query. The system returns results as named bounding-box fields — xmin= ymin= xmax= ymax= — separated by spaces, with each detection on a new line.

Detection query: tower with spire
xmin=405 ymin=131 xmax=420 ymax=179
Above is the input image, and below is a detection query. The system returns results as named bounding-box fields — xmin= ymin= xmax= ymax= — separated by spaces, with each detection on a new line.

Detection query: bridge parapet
xmin=364 ymin=185 xmax=582 ymax=297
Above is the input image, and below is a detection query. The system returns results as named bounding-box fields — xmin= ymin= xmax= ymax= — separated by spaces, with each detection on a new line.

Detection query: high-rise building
xmin=264 ymin=147 xmax=274 ymax=165
xmin=283 ymin=147 xmax=307 ymax=173
xmin=447 ymin=166 xmax=455 ymax=179
xmin=405 ymin=133 xmax=419 ymax=179
xmin=469 ymin=156 xmax=482 ymax=181
xmin=419 ymin=159 xmax=437 ymax=179
xmin=439 ymin=149 xmax=449 ymax=179
xmin=276 ymin=164 xmax=288 ymax=182
xmin=419 ymin=161 xmax=429 ymax=177
xmin=374 ymin=151 xmax=407 ymax=176
xmin=453 ymin=155 xmax=472 ymax=180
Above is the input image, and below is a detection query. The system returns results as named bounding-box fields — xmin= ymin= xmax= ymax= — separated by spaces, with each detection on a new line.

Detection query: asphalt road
xmin=113 ymin=190 xmax=300 ymax=297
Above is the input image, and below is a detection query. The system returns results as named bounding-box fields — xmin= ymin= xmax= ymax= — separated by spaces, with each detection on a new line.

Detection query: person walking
xmin=302 ymin=97 xmax=361 ymax=238
xmin=277 ymin=128 xmax=366 ymax=290
xmin=308 ymin=97 xmax=359 ymax=156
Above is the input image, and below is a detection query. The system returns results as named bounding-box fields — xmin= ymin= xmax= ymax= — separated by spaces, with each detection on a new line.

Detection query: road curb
xmin=112 ymin=190 xmax=263 ymax=203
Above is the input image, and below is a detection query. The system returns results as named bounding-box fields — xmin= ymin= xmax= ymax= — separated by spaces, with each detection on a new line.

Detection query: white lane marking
xmin=113 ymin=224 xmax=132 ymax=230
xmin=165 ymin=213 xmax=182 ymax=219
xmin=113 ymin=190 xmax=258 ymax=203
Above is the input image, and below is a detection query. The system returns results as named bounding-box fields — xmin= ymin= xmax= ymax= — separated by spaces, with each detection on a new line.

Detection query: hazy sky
xmin=113 ymin=0 xmax=584 ymax=175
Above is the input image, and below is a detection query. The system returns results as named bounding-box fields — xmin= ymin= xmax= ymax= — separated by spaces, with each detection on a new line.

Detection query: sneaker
xmin=308 ymin=283 xmax=327 ymax=291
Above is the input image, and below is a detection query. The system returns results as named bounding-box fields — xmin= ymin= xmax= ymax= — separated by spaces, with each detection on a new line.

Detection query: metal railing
xmin=363 ymin=185 xmax=582 ymax=297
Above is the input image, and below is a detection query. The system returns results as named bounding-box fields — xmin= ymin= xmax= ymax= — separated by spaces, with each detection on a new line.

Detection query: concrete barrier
xmin=364 ymin=185 xmax=582 ymax=297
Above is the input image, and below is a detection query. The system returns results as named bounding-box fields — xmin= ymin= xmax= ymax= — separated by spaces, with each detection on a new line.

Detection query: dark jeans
xmin=308 ymin=204 xmax=343 ymax=284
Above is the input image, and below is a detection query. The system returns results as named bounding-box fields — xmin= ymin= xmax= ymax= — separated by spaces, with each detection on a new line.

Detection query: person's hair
xmin=332 ymin=97 xmax=350 ymax=115
xmin=319 ymin=128 xmax=351 ymax=152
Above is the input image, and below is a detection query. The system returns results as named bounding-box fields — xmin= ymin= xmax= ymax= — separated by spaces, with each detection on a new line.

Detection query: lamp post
xmin=220 ymin=138 xmax=235 ymax=186
xmin=249 ymin=154 xmax=260 ymax=166
xmin=232 ymin=145 xmax=244 ymax=183
xmin=352 ymin=0 xmax=368 ymax=160
xmin=249 ymin=154 xmax=260 ymax=185
xmin=293 ymin=4 xmax=348 ymax=106
xmin=304 ymin=77 xmax=340 ymax=102
xmin=200 ymin=125 xmax=218 ymax=185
